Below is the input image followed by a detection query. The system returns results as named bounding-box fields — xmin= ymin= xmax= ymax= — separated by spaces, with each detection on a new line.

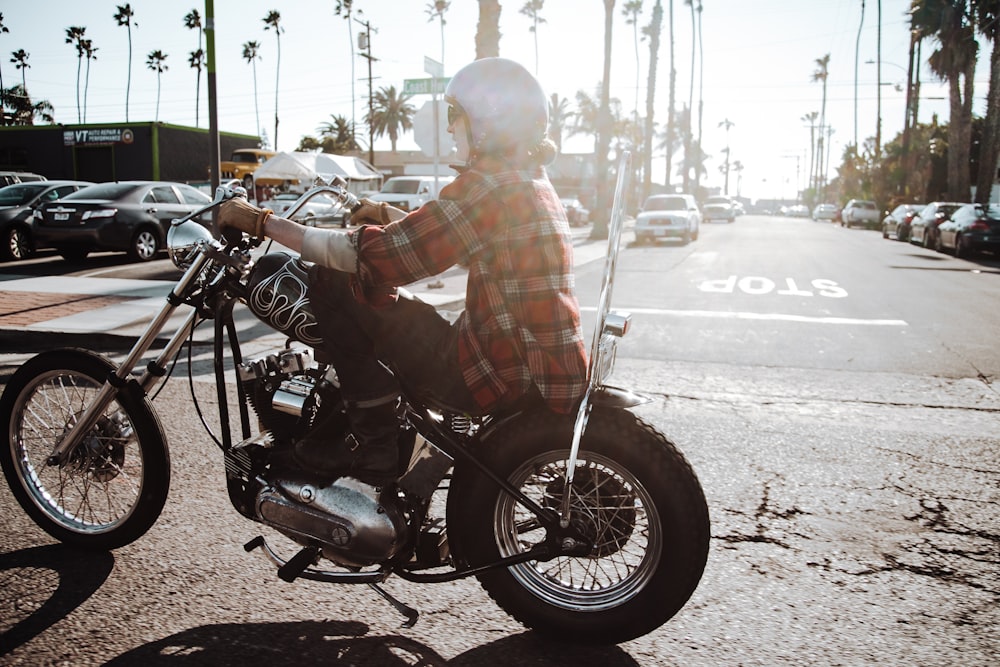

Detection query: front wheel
xmin=0 ymin=349 xmax=170 ymax=550
xmin=3 ymin=224 xmax=33 ymax=261
xmin=448 ymin=409 xmax=710 ymax=644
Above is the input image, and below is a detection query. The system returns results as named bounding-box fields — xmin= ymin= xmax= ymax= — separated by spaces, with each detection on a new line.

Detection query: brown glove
xmin=218 ymin=198 xmax=273 ymax=237
xmin=352 ymin=198 xmax=394 ymax=226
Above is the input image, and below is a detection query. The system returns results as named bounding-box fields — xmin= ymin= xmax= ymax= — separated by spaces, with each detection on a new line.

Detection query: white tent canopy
xmin=252 ymin=152 xmax=382 ymax=193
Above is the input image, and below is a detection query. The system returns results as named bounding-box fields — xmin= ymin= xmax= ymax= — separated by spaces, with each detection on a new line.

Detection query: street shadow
xmin=105 ymin=623 xmax=644 ymax=666
xmin=0 ymin=544 xmax=115 ymax=655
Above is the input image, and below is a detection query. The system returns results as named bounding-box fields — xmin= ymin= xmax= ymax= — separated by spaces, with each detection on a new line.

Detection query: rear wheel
xmin=955 ymin=234 xmax=974 ymax=259
xmin=0 ymin=349 xmax=170 ymax=550
xmin=448 ymin=409 xmax=709 ymax=644
xmin=127 ymin=226 xmax=161 ymax=262
xmin=3 ymin=225 xmax=33 ymax=261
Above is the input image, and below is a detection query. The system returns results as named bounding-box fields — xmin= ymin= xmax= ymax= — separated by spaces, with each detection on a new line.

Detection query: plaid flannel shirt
xmin=348 ymin=163 xmax=588 ymax=414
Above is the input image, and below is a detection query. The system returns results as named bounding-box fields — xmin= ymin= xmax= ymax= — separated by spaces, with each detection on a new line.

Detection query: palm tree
xmin=146 ymin=50 xmax=168 ymax=122
xmin=10 ymin=48 xmax=28 ymax=91
xmin=242 ymin=41 xmax=262 ymax=141
xmin=548 ymin=92 xmax=571 ymax=152
xmin=641 ymin=0 xmax=662 ymax=198
xmin=593 ymin=0 xmax=616 ymax=239
xmin=811 ymin=53 xmax=830 ymax=197
xmin=366 ymin=85 xmax=415 ymax=152
xmin=622 ymin=1 xmax=643 ymax=118
xmin=263 ymin=10 xmax=283 ymax=151
xmin=0 ymin=14 xmax=9 ymax=124
xmin=334 ymin=2 xmax=357 ymax=142
xmin=694 ymin=0 xmax=704 ymax=192
xmin=426 ymin=2 xmax=451 ymax=70
xmin=113 ymin=5 xmax=136 ymax=122
xmin=184 ymin=9 xmax=204 ymax=127
xmin=910 ymin=0 xmax=978 ymax=201
xmin=317 ymin=114 xmax=365 ymax=153
xmin=2 ymin=84 xmax=53 ymax=125
xmin=682 ymin=0 xmax=696 ymax=191
xmin=65 ymin=26 xmax=86 ymax=124
xmin=82 ymin=40 xmax=97 ymax=123
xmin=973 ymin=0 xmax=999 ymax=205
xmin=665 ymin=0 xmax=676 ymax=188
xmin=476 ymin=0 xmax=502 ymax=59
xmin=520 ymin=1 xmax=546 ymax=76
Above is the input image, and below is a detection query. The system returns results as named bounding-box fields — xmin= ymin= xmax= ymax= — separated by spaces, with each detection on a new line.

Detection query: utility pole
xmin=355 ymin=17 xmax=377 ymax=167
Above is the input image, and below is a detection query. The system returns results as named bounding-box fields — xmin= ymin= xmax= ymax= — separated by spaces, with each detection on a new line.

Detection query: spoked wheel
xmin=448 ymin=409 xmax=709 ymax=644
xmin=0 ymin=349 xmax=170 ymax=550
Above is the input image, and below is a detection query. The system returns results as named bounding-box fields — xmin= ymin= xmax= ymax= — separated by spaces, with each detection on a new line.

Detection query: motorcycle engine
xmin=256 ymin=475 xmax=406 ymax=567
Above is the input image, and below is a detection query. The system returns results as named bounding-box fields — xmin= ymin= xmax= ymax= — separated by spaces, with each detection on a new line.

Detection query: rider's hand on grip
xmin=353 ymin=198 xmax=395 ymax=226
xmin=219 ymin=198 xmax=272 ymax=239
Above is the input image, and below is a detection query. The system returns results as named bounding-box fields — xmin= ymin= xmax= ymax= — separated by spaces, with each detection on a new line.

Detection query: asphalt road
xmin=1 ymin=216 xmax=998 ymax=665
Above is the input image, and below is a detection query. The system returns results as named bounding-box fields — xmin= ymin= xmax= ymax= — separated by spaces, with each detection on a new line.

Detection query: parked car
xmin=786 ymin=204 xmax=810 ymax=218
xmin=0 ymin=180 xmax=92 ymax=261
xmin=840 ymin=199 xmax=880 ymax=228
xmin=260 ymin=192 xmax=347 ymax=227
xmin=559 ymin=197 xmax=590 ymax=226
xmin=33 ymin=181 xmax=213 ymax=262
xmin=881 ymin=203 xmax=924 ymax=242
xmin=812 ymin=203 xmax=839 ymax=221
xmin=909 ymin=201 xmax=965 ymax=249
xmin=367 ymin=175 xmax=454 ymax=212
xmin=0 ymin=171 xmax=46 ymax=187
xmin=634 ymin=194 xmax=701 ymax=245
xmin=935 ymin=203 xmax=1000 ymax=258
xmin=703 ymin=195 xmax=736 ymax=223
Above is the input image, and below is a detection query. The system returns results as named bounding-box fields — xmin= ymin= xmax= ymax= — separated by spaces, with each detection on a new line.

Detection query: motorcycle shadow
xmin=0 ymin=544 xmax=115 ymax=655
xmin=105 ymin=622 xmax=644 ymax=666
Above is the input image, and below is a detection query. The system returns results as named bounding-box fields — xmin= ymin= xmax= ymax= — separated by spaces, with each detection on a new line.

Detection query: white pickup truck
xmin=841 ymin=199 xmax=880 ymax=229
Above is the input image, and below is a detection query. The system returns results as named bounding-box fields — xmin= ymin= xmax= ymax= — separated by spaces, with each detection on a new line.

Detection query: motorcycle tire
xmin=447 ymin=408 xmax=709 ymax=644
xmin=0 ymin=349 xmax=170 ymax=550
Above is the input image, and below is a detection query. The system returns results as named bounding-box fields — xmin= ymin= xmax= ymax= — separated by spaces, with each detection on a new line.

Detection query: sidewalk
xmin=0 ymin=224 xmax=630 ymax=354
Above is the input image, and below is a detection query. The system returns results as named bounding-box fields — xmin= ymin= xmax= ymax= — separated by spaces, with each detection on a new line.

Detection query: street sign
xmin=424 ymin=56 xmax=443 ymax=77
xmin=403 ymin=77 xmax=450 ymax=96
xmin=412 ymin=100 xmax=453 ymax=158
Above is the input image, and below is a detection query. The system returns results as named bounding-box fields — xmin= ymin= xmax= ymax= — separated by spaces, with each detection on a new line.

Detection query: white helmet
xmin=444 ymin=58 xmax=549 ymax=158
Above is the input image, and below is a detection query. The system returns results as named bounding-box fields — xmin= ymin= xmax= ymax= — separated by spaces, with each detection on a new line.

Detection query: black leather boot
xmin=291 ymin=400 xmax=401 ymax=485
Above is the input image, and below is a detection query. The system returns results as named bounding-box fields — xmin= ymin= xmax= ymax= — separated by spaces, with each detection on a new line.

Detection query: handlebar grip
xmin=221 ymin=226 xmax=244 ymax=246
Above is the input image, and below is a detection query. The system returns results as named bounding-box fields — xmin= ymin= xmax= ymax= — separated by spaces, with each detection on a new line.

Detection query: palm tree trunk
xmin=126 ymin=26 xmax=132 ymax=123
xmin=695 ymin=3 xmax=703 ymax=192
xmin=666 ymin=0 xmax=675 ymax=188
xmin=475 ymin=0 xmax=501 ymax=59
xmin=592 ymin=0 xmax=616 ymax=240
xmin=644 ymin=1 xmax=663 ymax=199
xmin=155 ymin=73 xmax=161 ymax=122
xmin=252 ymin=61 xmax=261 ymax=141
xmin=84 ymin=58 xmax=91 ymax=123
xmin=76 ymin=56 xmax=82 ymax=124
xmin=975 ymin=35 xmax=1000 ymax=205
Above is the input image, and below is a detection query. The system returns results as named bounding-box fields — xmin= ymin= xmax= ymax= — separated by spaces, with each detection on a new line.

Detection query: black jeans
xmin=307 ymin=265 xmax=479 ymax=413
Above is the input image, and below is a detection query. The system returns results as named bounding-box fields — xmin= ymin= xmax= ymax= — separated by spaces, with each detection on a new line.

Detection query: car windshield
xmin=62 ymin=182 xmax=141 ymax=201
xmin=381 ymin=179 xmax=421 ymax=194
xmin=0 ymin=183 xmax=47 ymax=206
xmin=645 ymin=196 xmax=687 ymax=211
xmin=231 ymin=152 xmax=263 ymax=164
xmin=706 ymin=197 xmax=730 ymax=205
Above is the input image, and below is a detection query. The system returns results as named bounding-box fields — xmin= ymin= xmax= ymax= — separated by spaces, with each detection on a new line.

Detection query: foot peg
xmin=278 ymin=546 xmax=321 ymax=582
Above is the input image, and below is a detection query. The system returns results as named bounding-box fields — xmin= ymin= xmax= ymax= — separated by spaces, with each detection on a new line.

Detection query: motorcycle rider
xmin=217 ymin=57 xmax=588 ymax=484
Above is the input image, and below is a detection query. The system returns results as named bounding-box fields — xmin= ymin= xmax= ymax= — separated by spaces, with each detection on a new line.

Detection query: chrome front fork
xmin=46 ymin=252 xmax=212 ymax=465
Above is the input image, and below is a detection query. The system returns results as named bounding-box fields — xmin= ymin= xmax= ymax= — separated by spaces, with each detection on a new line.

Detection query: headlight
xmin=167 ymin=219 xmax=213 ymax=269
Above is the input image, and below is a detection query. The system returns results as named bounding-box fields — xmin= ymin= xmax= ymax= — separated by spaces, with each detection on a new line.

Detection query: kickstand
xmin=368 ymin=582 xmax=419 ymax=628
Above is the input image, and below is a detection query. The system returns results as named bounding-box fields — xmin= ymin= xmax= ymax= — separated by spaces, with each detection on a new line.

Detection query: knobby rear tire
xmin=0 ymin=349 xmax=170 ymax=550
xmin=447 ymin=408 xmax=710 ymax=644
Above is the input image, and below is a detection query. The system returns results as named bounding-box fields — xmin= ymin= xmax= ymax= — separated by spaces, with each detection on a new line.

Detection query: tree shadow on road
xmin=0 ymin=544 xmax=115 ymax=656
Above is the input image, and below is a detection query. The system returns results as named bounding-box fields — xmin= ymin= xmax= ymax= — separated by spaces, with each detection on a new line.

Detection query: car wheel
xmin=59 ymin=247 xmax=90 ymax=262
xmin=955 ymin=234 xmax=973 ymax=259
xmin=933 ymin=232 xmax=944 ymax=253
xmin=882 ymin=226 xmax=889 ymax=239
xmin=127 ymin=227 xmax=162 ymax=262
xmin=3 ymin=224 xmax=33 ymax=261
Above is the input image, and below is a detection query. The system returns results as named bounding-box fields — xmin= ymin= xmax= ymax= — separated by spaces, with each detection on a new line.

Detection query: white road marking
xmin=580 ymin=306 xmax=907 ymax=326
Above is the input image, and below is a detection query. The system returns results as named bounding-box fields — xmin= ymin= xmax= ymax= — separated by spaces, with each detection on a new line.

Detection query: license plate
xmin=54 ymin=213 xmax=70 ymax=221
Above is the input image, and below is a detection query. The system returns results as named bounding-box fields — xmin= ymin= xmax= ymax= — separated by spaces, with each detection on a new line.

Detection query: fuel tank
xmin=246 ymin=252 xmax=324 ymax=349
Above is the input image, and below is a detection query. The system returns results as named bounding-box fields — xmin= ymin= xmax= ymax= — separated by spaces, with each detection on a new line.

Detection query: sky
xmin=1 ymin=0 xmax=993 ymax=200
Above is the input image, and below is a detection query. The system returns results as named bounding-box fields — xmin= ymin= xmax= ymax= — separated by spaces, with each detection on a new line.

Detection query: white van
xmin=367 ymin=175 xmax=454 ymax=212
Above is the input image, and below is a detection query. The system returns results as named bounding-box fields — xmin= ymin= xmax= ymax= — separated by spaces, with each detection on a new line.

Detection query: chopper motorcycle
xmin=0 ymin=156 xmax=709 ymax=644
